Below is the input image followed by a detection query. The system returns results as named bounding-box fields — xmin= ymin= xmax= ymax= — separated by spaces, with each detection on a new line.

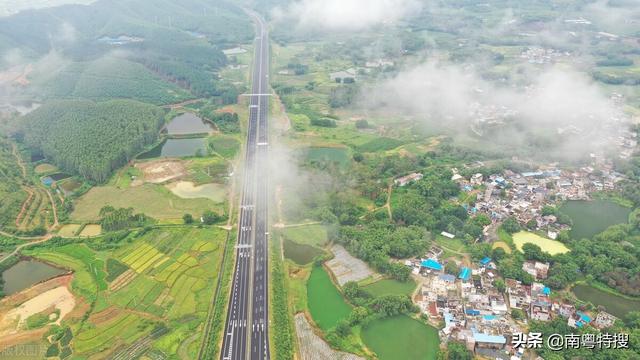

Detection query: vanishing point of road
xmin=220 ymin=10 xmax=271 ymax=360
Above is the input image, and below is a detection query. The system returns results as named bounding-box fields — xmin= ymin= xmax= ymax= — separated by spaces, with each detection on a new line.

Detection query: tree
xmin=522 ymin=243 xmax=545 ymax=261
xmin=494 ymin=278 xmax=506 ymax=293
xmin=511 ymin=308 xmax=526 ymax=320
xmin=526 ymin=219 xmax=538 ymax=230
xmin=183 ymin=213 xmax=193 ymax=224
xmin=445 ymin=261 xmax=459 ymax=276
xmin=502 ymin=217 xmax=520 ymax=233
xmin=202 ymin=210 xmax=221 ymax=225
xmin=355 ymin=119 xmax=369 ymax=129
xmin=492 ymin=247 xmax=506 ymax=261
xmin=446 ymin=341 xmax=473 ymax=360
xmin=335 ymin=320 xmax=351 ymax=337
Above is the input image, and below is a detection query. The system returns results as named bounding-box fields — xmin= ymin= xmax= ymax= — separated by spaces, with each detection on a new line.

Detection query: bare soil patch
xmin=294 ymin=313 xmax=364 ymax=360
xmin=135 ymin=159 xmax=187 ymax=184
xmin=326 ymin=245 xmax=375 ymax=286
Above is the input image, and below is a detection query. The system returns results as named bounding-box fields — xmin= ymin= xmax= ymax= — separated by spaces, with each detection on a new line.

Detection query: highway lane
xmin=220 ymin=10 xmax=270 ymax=360
xmin=250 ymin=12 xmax=271 ymax=360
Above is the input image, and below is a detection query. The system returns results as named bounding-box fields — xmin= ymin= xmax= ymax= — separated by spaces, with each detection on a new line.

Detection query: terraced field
xmin=23 ymin=226 xmax=227 ymax=358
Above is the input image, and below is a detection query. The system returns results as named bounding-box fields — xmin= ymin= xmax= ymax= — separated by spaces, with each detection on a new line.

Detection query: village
xmin=393 ymin=159 xmax=629 ymax=359
xmin=406 ymin=250 xmax=617 ymax=360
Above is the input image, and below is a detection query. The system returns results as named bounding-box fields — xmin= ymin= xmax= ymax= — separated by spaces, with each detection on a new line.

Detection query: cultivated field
xmin=71 ymin=183 xmax=221 ymax=221
xmin=21 ymin=227 xmax=227 ymax=358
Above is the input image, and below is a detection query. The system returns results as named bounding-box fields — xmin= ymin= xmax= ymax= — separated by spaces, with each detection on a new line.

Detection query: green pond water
xmin=1 ymin=260 xmax=66 ymax=295
xmin=307 ymin=266 xmax=351 ymax=331
xmin=283 ymin=238 xmax=324 ymax=265
xmin=361 ymin=315 xmax=440 ymax=360
xmin=165 ymin=113 xmax=213 ymax=135
xmin=305 ymin=147 xmax=349 ymax=166
xmin=138 ymin=138 xmax=208 ymax=159
xmin=572 ymin=284 xmax=640 ymax=318
xmin=560 ymin=200 xmax=631 ymax=239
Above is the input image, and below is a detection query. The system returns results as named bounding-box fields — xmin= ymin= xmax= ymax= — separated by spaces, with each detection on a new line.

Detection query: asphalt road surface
xmin=220 ymin=10 xmax=271 ymax=360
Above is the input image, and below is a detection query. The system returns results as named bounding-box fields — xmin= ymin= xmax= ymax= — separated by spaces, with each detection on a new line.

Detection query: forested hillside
xmin=0 ymin=138 xmax=28 ymax=230
xmin=0 ymin=0 xmax=252 ymax=103
xmin=21 ymin=100 xmax=165 ymax=182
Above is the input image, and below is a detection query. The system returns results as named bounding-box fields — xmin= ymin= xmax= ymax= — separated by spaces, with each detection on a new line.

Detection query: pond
xmin=283 ymin=238 xmax=324 ymax=265
xmin=307 ymin=265 xmax=351 ymax=331
xmin=361 ymin=315 xmax=440 ymax=360
xmin=572 ymin=284 xmax=640 ymax=318
xmin=166 ymin=181 xmax=226 ymax=202
xmin=513 ymin=231 xmax=570 ymax=255
xmin=305 ymin=147 xmax=350 ymax=167
xmin=560 ymin=200 xmax=631 ymax=239
xmin=165 ymin=113 xmax=213 ymax=135
xmin=138 ymin=138 xmax=208 ymax=159
xmin=1 ymin=259 xmax=66 ymax=295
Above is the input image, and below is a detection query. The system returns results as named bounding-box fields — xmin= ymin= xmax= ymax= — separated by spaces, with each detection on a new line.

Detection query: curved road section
xmin=221 ymin=10 xmax=271 ymax=360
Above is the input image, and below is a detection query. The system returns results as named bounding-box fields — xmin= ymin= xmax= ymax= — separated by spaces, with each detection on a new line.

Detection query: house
xmin=441 ymin=231 xmax=456 ymax=239
xmin=458 ymin=267 xmax=471 ymax=281
xmin=471 ymin=173 xmax=483 ymax=185
xmin=594 ymin=312 xmax=617 ymax=329
xmin=506 ymin=279 xmax=530 ymax=309
xmin=330 ymin=68 xmax=357 ymax=83
xmin=395 ymin=172 xmax=423 ymax=186
xmin=530 ymin=299 xmax=552 ymax=321
xmin=522 ymin=261 xmax=550 ymax=280
xmin=557 ymin=303 xmax=576 ymax=318
xmin=569 ymin=311 xmax=592 ymax=328
xmin=365 ymin=59 xmax=394 ymax=68
xmin=473 ymin=331 xmax=507 ymax=350
xmin=439 ymin=274 xmax=456 ymax=284
xmin=421 ymin=259 xmax=443 ymax=272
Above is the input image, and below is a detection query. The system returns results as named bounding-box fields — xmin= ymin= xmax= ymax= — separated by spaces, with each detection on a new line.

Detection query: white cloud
xmin=363 ymin=61 xmax=624 ymax=158
xmin=272 ymin=0 xmax=422 ymax=31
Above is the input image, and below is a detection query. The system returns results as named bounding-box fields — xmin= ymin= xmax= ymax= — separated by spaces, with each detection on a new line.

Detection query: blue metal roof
xmin=466 ymin=309 xmax=480 ymax=316
xmin=473 ymin=332 xmax=507 ymax=344
xmin=543 ymin=286 xmax=551 ymax=295
xmin=577 ymin=311 xmax=591 ymax=322
xmin=458 ymin=267 xmax=471 ymax=280
xmin=480 ymin=257 xmax=491 ymax=265
xmin=421 ymin=259 xmax=442 ymax=271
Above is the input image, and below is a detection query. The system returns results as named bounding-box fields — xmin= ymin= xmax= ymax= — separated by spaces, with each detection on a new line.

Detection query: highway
xmin=220 ymin=10 xmax=270 ymax=360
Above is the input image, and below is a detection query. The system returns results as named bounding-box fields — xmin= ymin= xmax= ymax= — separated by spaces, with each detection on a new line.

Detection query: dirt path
xmin=0 ymin=234 xmax=52 ymax=265
xmin=385 ymin=182 xmax=393 ymax=220
xmin=162 ymin=98 xmax=205 ymax=110
xmin=44 ymin=189 xmax=58 ymax=229
xmin=11 ymin=143 xmax=26 ymax=178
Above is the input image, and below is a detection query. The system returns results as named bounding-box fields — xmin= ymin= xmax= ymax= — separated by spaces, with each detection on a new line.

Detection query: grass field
xmin=208 ymin=135 xmax=240 ymax=159
xmin=24 ymin=226 xmax=227 ymax=358
xmin=513 ymin=231 xmax=569 ymax=255
xmin=58 ymin=224 xmax=81 ymax=237
xmin=305 ymin=146 xmax=350 ymax=166
xmin=71 ymin=183 xmax=222 ymax=220
xmin=280 ymin=224 xmax=328 ymax=247
xmin=79 ymin=224 xmax=101 ymax=237
xmin=34 ymin=163 xmax=57 ymax=174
